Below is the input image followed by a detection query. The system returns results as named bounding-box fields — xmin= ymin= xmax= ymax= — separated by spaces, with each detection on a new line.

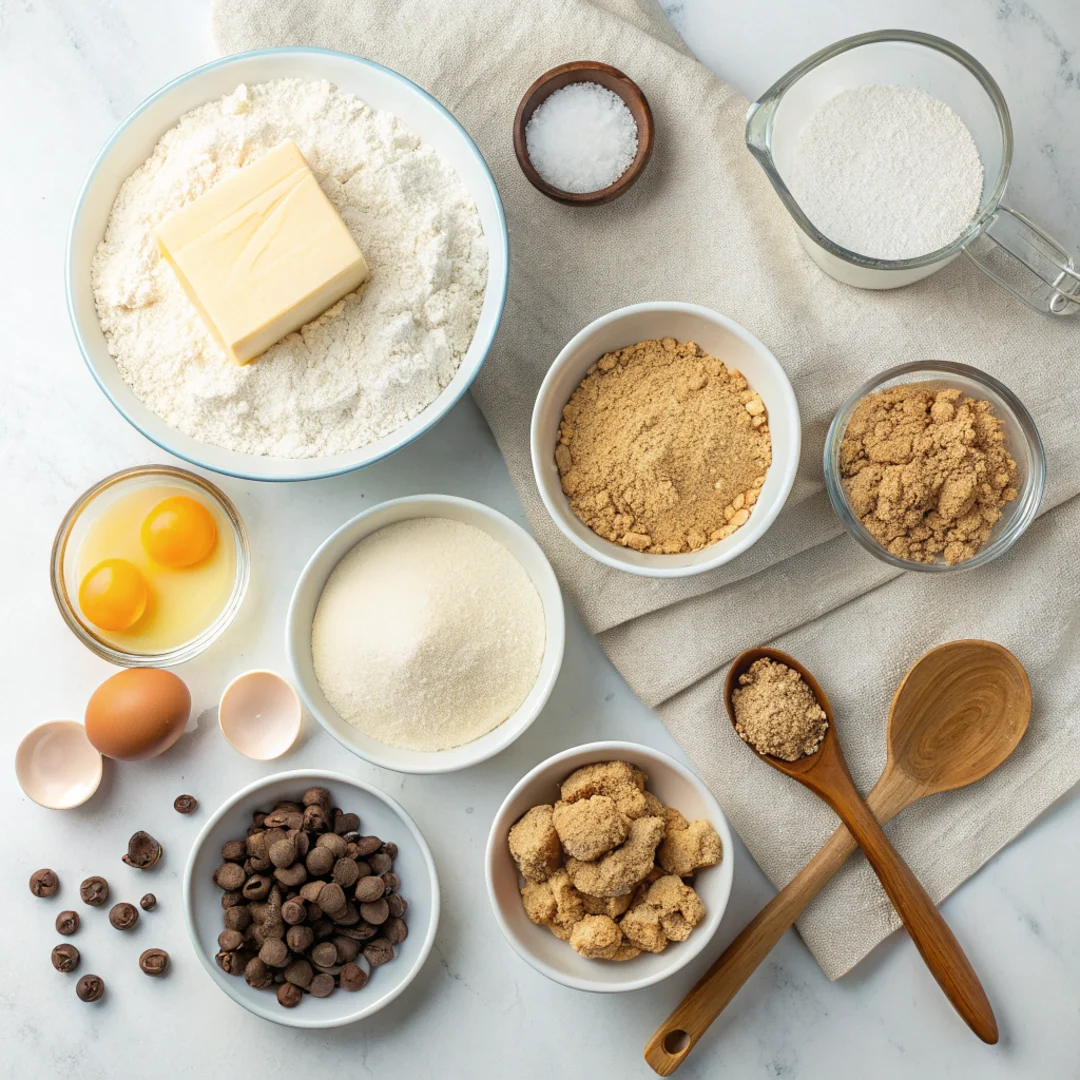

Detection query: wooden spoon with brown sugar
xmin=645 ymin=640 xmax=1030 ymax=1074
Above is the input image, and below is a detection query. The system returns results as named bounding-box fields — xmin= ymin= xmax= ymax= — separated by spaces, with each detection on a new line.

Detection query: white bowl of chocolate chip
xmin=485 ymin=742 xmax=734 ymax=992
xmin=183 ymin=770 xmax=439 ymax=1027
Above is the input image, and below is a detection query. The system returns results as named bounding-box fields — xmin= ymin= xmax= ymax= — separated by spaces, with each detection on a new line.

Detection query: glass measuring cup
xmin=745 ymin=30 xmax=1079 ymax=315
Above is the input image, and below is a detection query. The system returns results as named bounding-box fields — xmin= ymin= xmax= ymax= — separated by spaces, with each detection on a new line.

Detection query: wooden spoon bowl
xmin=513 ymin=61 xmax=654 ymax=206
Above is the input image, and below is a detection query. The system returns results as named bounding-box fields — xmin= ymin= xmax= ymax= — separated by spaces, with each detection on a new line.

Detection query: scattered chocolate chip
xmin=122 ymin=831 xmax=163 ymax=870
xmin=109 ymin=902 xmax=139 ymax=931
xmin=51 ymin=943 xmax=80 ymax=973
xmin=174 ymin=794 xmax=199 ymax=815
xmin=76 ymin=974 xmax=104 ymax=1002
xmin=55 ymin=910 xmax=80 ymax=935
xmin=140 ymin=893 xmax=157 ymax=911
xmin=139 ymin=948 xmax=170 ymax=976
xmin=80 ymin=876 xmax=109 ymax=906
xmin=29 ymin=869 xmax=59 ymax=897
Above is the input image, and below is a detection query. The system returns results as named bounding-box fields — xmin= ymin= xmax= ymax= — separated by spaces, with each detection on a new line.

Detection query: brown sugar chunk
xmin=619 ymin=898 xmax=668 ymax=954
xmin=658 ymin=818 xmax=723 ymax=877
xmin=565 ymin=816 xmax=664 ymax=898
xmin=646 ymin=876 xmax=706 ymax=941
xmin=560 ymin=761 xmax=649 ymax=820
xmin=569 ymin=915 xmax=623 ymax=960
xmin=545 ymin=869 xmax=586 ymax=941
xmin=581 ymin=891 xmax=633 ymax=919
xmin=520 ymin=880 xmax=557 ymax=927
xmin=839 ymin=385 xmax=1018 ymax=565
xmin=610 ymin=942 xmax=642 ymax=962
xmin=508 ymin=805 xmax=562 ymax=882
xmin=552 ymin=795 xmax=630 ymax=861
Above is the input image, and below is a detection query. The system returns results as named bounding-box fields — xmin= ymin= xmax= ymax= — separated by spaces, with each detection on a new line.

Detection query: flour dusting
xmin=91 ymin=79 xmax=488 ymax=458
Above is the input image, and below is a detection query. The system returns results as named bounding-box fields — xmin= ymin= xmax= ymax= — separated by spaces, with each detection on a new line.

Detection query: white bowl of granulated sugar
xmin=286 ymin=495 xmax=565 ymax=774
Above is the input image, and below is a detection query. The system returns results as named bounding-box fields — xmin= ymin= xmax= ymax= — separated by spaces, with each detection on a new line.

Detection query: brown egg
xmin=85 ymin=669 xmax=191 ymax=761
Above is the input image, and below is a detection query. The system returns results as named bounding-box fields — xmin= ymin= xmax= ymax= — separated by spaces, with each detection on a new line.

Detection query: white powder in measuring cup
xmin=310 ymin=518 xmax=545 ymax=752
xmin=788 ymin=84 xmax=984 ymax=260
xmin=525 ymin=82 xmax=638 ymax=193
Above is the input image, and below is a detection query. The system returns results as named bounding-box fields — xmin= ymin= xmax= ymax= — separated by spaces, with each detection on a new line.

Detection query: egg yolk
xmin=78 ymin=559 xmax=149 ymax=631
xmin=141 ymin=496 xmax=217 ymax=568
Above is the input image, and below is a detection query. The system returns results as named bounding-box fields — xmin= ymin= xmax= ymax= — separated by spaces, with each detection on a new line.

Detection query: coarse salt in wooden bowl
xmin=513 ymin=61 xmax=654 ymax=206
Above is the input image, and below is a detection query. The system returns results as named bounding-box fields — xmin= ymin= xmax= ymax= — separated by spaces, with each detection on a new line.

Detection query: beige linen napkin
xmin=212 ymin=0 xmax=1080 ymax=979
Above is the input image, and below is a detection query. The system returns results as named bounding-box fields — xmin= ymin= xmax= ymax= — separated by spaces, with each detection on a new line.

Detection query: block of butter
xmin=154 ymin=139 xmax=369 ymax=365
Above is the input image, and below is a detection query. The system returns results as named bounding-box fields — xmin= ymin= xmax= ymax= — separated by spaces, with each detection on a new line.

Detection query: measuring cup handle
xmin=963 ymin=204 xmax=1080 ymax=316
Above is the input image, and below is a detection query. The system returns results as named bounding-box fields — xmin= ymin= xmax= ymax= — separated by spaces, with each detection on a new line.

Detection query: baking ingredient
xmin=140 ymin=893 xmax=157 ymax=911
xmin=218 ymin=670 xmax=302 ymax=760
xmin=174 ymin=794 xmax=199 ymax=815
xmin=122 ymin=830 xmax=163 ymax=870
xmin=213 ymin=787 xmax=406 ymax=1007
xmin=80 ymin=877 xmax=109 ymax=906
xmin=139 ymin=948 xmax=170 ymax=977
xmin=51 ymin=944 xmax=80 ymax=973
xmin=75 ymin=484 xmax=236 ymax=653
xmin=110 ymin=902 xmax=139 ymax=931
xmin=311 ymin=517 xmax=545 ymax=752
xmin=141 ymin=496 xmax=217 ymax=568
xmin=29 ymin=869 xmax=59 ymax=897
xmin=556 ymin=338 xmax=772 ymax=553
xmin=839 ymin=384 xmax=1019 ymax=565
xmin=732 ymin=658 xmax=828 ymax=761
xmin=509 ymin=761 xmax=722 ymax=960
xmin=78 ymin=558 xmax=148 ymax=632
xmin=155 ymin=139 xmax=370 ymax=366
xmin=84 ymin=668 xmax=190 ymax=761
xmin=92 ymin=79 xmax=487 ymax=459
xmin=789 ymin=84 xmax=983 ymax=260
xmin=76 ymin=974 xmax=104 ymax=1002
xmin=56 ymin=911 xmax=80 ymax=935
xmin=525 ymin=81 xmax=638 ymax=193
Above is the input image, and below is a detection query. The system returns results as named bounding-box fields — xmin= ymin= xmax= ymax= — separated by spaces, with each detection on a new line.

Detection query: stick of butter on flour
xmin=154 ymin=139 xmax=369 ymax=365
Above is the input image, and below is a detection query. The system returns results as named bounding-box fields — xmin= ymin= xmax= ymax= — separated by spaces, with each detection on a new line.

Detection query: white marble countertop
xmin=3 ymin=1 xmax=1077 ymax=1077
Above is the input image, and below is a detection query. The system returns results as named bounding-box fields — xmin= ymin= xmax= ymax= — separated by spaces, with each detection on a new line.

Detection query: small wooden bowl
xmin=513 ymin=61 xmax=654 ymax=206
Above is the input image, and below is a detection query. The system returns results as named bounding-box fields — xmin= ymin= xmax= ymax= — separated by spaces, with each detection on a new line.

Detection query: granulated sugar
xmin=525 ymin=82 xmax=638 ymax=193
xmin=310 ymin=518 xmax=545 ymax=752
xmin=788 ymin=84 xmax=984 ymax=260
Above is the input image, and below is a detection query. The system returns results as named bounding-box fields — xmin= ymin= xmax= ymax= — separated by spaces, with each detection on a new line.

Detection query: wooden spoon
xmin=645 ymin=641 xmax=1030 ymax=1074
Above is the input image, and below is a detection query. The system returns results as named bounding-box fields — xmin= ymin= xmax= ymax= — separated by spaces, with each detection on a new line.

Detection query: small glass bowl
xmin=51 ymin=465 xmax=250 ymax=666
xmin=824 ymin=361 xmax=1046 ymax=572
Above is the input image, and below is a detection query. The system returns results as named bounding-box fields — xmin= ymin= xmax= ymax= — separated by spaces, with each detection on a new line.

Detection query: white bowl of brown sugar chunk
xmin=531 ymin=302 xmax=801 ymax=577
xmin=485 ymin=742 xmax=734 ymax=992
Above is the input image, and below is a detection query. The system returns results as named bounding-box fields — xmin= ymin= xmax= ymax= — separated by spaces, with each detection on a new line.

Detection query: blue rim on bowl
xmin=66 ymin=47 xmax=509 ymax=482
xmin=824 ymin=360 xmax=1046 ymax=571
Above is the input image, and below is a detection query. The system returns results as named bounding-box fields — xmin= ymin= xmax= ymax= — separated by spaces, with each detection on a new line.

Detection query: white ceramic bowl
xmin=531 ymin=302 xmax=801 ymax=576
xmin=286 ymin=495 xmax=565 ymax=774
xmin=485 ymin=741 xmax=734 ymax=993
xmin=182 ymin=770 xmax=439 ymax=1028
xmin=66 ymin=47 xmax=509 ymax=482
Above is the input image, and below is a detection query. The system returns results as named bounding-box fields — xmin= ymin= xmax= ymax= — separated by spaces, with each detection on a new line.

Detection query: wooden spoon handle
xmin=644 ymin=822 xmax=861 ymax=1075
xmin=837 ymin=793 xmax=998 ymax=1044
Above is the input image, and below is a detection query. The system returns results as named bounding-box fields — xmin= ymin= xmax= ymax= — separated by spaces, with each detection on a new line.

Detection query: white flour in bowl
xmin=91 ymin=79 xmax=488 ymax=459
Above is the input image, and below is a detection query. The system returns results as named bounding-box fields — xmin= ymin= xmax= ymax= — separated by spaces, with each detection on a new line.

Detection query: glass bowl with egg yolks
xmin=51 ymin=465 xmax=249 ymax=666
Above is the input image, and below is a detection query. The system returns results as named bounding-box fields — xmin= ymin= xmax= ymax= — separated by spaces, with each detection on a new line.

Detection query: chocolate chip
xmin=214 ymin=863 xmax=246 ymax=891
xmin=55 ymin=910 xmax=80 ymax=935
xmin=333 ymin=812 xmax=360 ymax=835
xmin=354 ymin=835 xmax=382 ymax=857
xmin=284 ymin=958 xmax=314 ymax=988
xmin=139 ymin=948 xmax=170 ymax=977
xmin=29 ymin=869 xmax=59 ymax=897
xmin=354 ymin=875 xmax=385 ymax=903
xmin=80 ymin=876 xmax=109 ymax=906
xmin=221 ymin=839 xmax=247 ymax=862
xmin=369 ymin=852 xmax=393 ymax=875
xmin=140 ymin=893 xmax=157 ymax=911
xmin=174 ymin=794 xmax=199 ymax=814
xmin=386 ymin=894 xmax=408 ymax=919
xmin=340 ymin=962 xmax=368 ymax=991
xmin=385 ymin=917 xmax=408 ymax=945
xmin=309 ymin=973 xmax=335 ymax=998
xmin=218 ymin=929 xmax=245 ymax=952
xmin=122 ymin=831 xmax=163 ymax=870
xmin=363 ymin=938 xmax=394 ymax=967
xmin=109 ymin=902 xmax=139 ymax=931
xmin=76 ymin=974 xmax=105 ymax=1002
xmin=311 ymin=941 xmax=337 ymax=968
xmin=332 ymin=858 xmax=360 ymax=889
xmin=277 ymin=982 xmax=303 ymax=1008
xmin=51 ymin=944 xmax=80 ymax=973
xmin=245 ymin=957 xmax=274 ymax=989
xmin=359 ymin=898 xmax=388 ymax=926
